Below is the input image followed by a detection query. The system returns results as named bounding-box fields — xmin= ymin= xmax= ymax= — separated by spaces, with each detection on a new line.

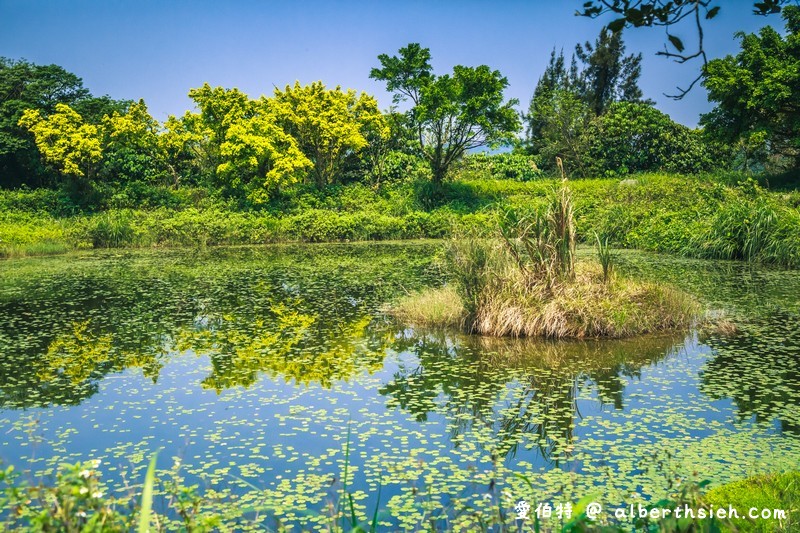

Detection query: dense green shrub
xmin=456 ymin=152 xmax=542 ymax=181
xmin=381 ymin=151 xmax=431 ymax=183
xmin=86 ymin=210 xmax=136 ymax=247
xmin=584 ymin=102 xmax=721 ymax=176
xmin=0 ymin=187 xmax=79 ymax=216
xmin=705 ymin=472 xmax=800 ymax=533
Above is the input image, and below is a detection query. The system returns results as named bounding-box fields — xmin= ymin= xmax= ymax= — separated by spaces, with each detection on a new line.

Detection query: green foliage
xmin=578 ymin=2 xmax=790 ymax=101
xmin=88 ymin=210 xmax=137 ymax=248
xmin=414 ymin=203 xmax=697 ymax=338
xmin=456 ymin=152 xmax=542 ymax=182
xmin=2 ymin=173 xmax=799 ymax=267
xmin=689 ymin=179 xmax=800 ymax=265
xmin=525 ymin=28 xmax=647 ymax=174
xmin=498 ymin=183 xmax=576 ymax=290
xmin=101 ymin=100 xmax=166 ymax=185
xmin=702 ymin=6 xmax=800 ymax=170
xmin=371 ymin=43 xmax=520 ymax=183
xmin=0 ymin=460 xmax=131 ymax=531
xmin=574 ymin=28 xmax=646 ymax=115
xmin=444 ymin=235 xmax=492 ymax=319
xmin=595 ymin=231 xmax=615 ymax=283
xmin=18 ymin=104 xmax=103 ymax=179
xmin=705 ymin=472 xmax=800 ymax=532
xmin=217 ymin=100 xmax=311 ymax=204
xmin=188 ymin=83 xmax=312 ymax=203
xmin=585 ymin=101 xmax=719 ymax=176
xmin=0 ymin=57 xmax=129 ymax=188
xmin=382 ymin=150 xmax=431 ymax=183
xmin=137 ymin=453 xmax=157 ymax=533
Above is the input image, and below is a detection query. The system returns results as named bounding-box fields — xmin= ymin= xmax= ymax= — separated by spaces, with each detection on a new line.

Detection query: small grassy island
xmin=392 ymin=182 xmax=700 ymax=338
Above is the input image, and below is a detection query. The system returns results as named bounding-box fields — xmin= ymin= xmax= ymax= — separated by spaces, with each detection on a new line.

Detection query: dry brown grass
xmin=389 ymin=285 xmax=465 ymax=329
xmin=390 ymin=260 xmax=700 ymax=339
xmin=472 ymin=261 xmax=698 ymax=338
xmin=393 ymin=183 xmax=699 ymax=339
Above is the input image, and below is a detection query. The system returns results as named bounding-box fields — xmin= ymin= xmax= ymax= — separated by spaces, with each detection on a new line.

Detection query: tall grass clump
xmin=594 ymin=231 xmax=614 ymax=283
xmin=88 ymin=210 xmax=137 ymax=248
xmin=392 ymin=183 xmax=699 ymax=339
xmin=443 ymin=234 xmax=492 ymax=318
xmin=690 ymin=184 xmax=800 ymax=266
xmin=497 ymin=181 xmax=576 ymax=295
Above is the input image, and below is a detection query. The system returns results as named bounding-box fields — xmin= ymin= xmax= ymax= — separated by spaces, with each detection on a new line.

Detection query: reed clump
xmin=391 ymin=183 xmax=700 ymax=339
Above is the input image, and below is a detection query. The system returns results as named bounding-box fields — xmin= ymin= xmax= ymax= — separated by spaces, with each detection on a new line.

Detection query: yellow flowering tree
xmin=217 ymin=98 xmax=311 ymax=203
xmin=271 ymin=81 xmax=387 ymax=187
xmin=186 ymin=84 xmax=311 ymax=202
xmin=159 ymin=112 xmax=214 ymax=187
xmin=101 ymin=99 xmax=165 ymax=184
xmin=18 ymin=103 xmax=102 ymax=180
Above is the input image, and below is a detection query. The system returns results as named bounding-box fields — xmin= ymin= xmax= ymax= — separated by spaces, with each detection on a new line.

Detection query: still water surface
xmin=0 ymin=243 xmax=798 ymax=528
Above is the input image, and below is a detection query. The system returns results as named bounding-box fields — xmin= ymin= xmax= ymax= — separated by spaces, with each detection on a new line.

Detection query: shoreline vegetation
xmin=2 ymin=171 xmax=799 ymax=266
xmin=390 ymin=182 xmax=701 ymax=339
xmin=390 ymin=263 xmax=700 ymax=339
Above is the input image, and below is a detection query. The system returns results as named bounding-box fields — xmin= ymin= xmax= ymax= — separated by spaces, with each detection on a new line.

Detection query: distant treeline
xmin=0 ymin=9 xmax=798 ymax=209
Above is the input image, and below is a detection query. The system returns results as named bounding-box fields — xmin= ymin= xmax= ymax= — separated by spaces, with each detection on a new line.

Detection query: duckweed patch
xmin=0 ymin=243 xmax=798 ymax=530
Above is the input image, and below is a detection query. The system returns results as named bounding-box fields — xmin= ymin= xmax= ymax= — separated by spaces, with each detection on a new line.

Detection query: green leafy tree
xmin=18 ymin=104 xmax=102 ymax=182
xmin=182 ymin=84 xmax=316 ymax=200
xmin=271 ymin=81 xmax=386 ymax=187
xmin=575 ymin=28 xmax=645 ymax=115
xmin=525 ymin=29 xmax=646 ymax=175
xmin=530 ymin=89 xmax=593 ymax=177
xmin=525 ymin=49 xmax=581 ymax=155
xmin=701 ymin=6 xmax=800 ymax=170
xmin=186 ymin=83 xmax=252 ymax=182
xmin=159 ymin=112 xmax=211 ymax=187
xmin=371 ymin=43 xmax=520 ymax=183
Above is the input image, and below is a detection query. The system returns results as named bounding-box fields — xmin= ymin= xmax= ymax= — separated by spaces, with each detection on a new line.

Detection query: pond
xmin=0 ymin=242 xmax=798 ymax=530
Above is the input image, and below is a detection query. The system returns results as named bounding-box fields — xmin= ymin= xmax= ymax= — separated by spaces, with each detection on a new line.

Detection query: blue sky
xmin=0 ymin=0 xmax=778 ymax=126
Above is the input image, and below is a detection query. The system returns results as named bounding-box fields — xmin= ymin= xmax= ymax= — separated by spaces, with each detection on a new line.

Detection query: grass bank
xmin=706 ymin=472 xmax=800 ymax=532
xmin=2 ymin=172 xmax=799 ymax=265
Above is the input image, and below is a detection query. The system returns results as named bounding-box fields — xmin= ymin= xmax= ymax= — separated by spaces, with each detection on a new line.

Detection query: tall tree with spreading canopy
xmin=186 ymin=83 xmax=252 ymax=180
xmin=217 ymin=98 xmax=311 ymax=203
xmin=524 ymin=28 xmax=645 ymax=175
xmin=701 ymin=5 xmax=800 ymax=170
xmin=101 ymin=100 xmax=165 ymax=184
xmin=187 ymin=84 xmax=313 ymax=201
xmin=371 ymin=43 xmax=520 ymax=183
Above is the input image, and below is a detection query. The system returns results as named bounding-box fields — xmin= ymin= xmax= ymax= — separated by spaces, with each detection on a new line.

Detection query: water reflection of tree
xmin=0 ymin=275 xmax=183 ymax=409
xmin=699 ymin=310 xmax=800 ymax=434
xmin=0 ymin=245 xmax=431 ymax=408
xmin=380 ymin=330 xmax=682 ymax=462
xmin=176 ymin=305 xmax=393 ymax=391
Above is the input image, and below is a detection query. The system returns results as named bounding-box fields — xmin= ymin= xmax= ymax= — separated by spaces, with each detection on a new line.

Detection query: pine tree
xmin=574 ymin=29 xmax=645 ymax=115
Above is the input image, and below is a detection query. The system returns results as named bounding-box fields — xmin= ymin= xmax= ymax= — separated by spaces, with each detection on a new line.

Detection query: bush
xmin=584 ymin=102 xmax=721 ymax=177
xmin=457 ymin=152 xmax=543 ymax=181
xmin=382 ymin=151 xmax=431 ymax=183
xmin=86 ymin=210 xmax=137 ymax=248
